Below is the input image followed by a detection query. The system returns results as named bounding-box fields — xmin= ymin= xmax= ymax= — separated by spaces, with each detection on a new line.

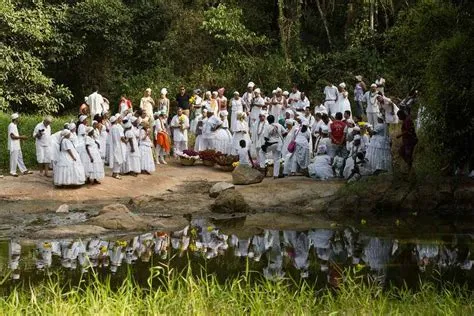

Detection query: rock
xmin=210 ymin=190 xmax=251 ymax=214
xmin=55 ymin=204 xmax=69 ymax=213
xmin=209 ymin=182 xmax=235 ymax=198
xmin=88 ymin=203 xmax=150 ymax=230
xmin=99 ymin=204 xmax=130 ymax=215
xmin=34 ymin=225 xmax=108 ymax=238
xmin=149 ymin=216 xmax=189 ymax=230
xmin=232 ymin=165 xmax=264 ymax=185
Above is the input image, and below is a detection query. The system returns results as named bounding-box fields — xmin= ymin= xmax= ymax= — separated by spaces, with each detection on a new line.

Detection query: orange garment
xmin=156 ymin=132 xmax=171 ymax=153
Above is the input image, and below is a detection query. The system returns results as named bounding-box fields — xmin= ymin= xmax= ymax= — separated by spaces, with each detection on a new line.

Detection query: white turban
xmin=85 ymin=126 xmax=94 ymax=134
xmin=79 ymin=115 xmax=87 ymax=122
xmin=370 ymin=83 xmax=377 ymax=88
xmin=247 ymin=81 xmax=255 ymax=88
xmin=160 ymin=88 xmax=167 ymax=95
xmin=272 ymin=90 xmax=277 ymax=94
xmin=317 ymin=144 xmax=327 ymax=155
xmin=233 ymin=91 xmax=239 ymax=95
xmin=276 ymin=87 xmax=282 ymax=93
xmin=61 ymin=129 xmax=71 ymax=137
xmin=68 ymin=123 xmax=76 ymax=130
xmin=110 ymin=116 xmax=117 ymax=123
xmin=11 ymin=113 xmax=19 ymax=120
xmin=283 ymin=91 xmax=289 ymax=96
xmin=254 ymin=88 xmax=261 ymax=94
xmin=339 ymin=82 xmax=346 ymax=89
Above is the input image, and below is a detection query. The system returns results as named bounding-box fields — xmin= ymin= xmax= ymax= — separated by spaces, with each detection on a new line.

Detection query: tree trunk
xmin=277 ymin=0 xmax=290 ymax=63
xmin=316 ymin=0 xmax=334 ymax=49
xmin=370 ymin=0 xmax=375 ymax=30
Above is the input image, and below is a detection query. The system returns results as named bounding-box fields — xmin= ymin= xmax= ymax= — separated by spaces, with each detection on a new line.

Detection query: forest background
xmin=0 ymin=0 xmax=473 ymax=173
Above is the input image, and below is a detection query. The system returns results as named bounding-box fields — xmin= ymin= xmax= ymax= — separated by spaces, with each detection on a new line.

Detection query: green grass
xmin=0 ymin=113 xmax=75 ymax=173
xmin=0 ymin=266 xmax=472 ymax=315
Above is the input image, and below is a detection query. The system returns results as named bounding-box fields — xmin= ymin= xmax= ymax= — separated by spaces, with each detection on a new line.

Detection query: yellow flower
xmin=116 ymin=240 xmax=127 ymax=248
xmin=361 ymin=219 xmax=367 ymax=225
xmin=356 ymin=263 xmax=365 ymax=271
xmin=207 ymin=226 xmax=214 ymax=232
xmin=232 ymin=162 xmax=240 ymax=167
xmin=43 ymin=242 xmax=52 ymax=249
xmin=100 ymin=246 xmax=107 ymax=253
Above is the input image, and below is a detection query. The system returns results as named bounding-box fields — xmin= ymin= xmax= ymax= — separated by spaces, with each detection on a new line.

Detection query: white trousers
xmin=112 ymin=161 xmax=122 ymax=173
xmin=173 ymin=141 xmax=187 ymax=154
xmin=10 ymin=150 xmax=27 ymax=174
xmin=155 ymin=145 xmax=166 ymax=158
xmin=258 ymin=144 xmax=281 ymax=177
xmin=367 ymin=112 xmax=378 ymax=127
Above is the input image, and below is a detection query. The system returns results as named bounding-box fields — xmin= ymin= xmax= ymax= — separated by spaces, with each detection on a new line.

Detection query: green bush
xmin=0 ymin=113 xmax=74 ymax=173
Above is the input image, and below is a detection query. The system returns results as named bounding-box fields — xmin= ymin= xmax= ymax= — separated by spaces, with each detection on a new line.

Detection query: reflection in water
xmin=6 ymin=220 xmax=474 ymax=288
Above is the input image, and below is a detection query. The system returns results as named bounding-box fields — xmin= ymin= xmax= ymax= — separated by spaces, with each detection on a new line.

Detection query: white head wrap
xmin=247 ymin=82 xmax=255 ymax=88
xmin=85 ymin=126 xmax=94 ymax=134
xmin=317 ymin=144 xmax=328 ymax=155
xmin=272 ymin=90 xmax=277 ymax=94
xmin=355 ymin=75 xmax=363 ymax=81
xmin=110 ymin=116 xmax=117 ymax=123
xmin=160 ymin=88 xmax=167 ymax=95
xmin=11 ymin=113 xmax=19 ymax=120
xmin=233 ymin=91 xmax=239 ymax=95
xmin=370 ymin=83 xmax=377 ymax=88
xmin=44 ymin=115 xmax=53 ymax=122
xmin=339 ymin=82 xmax=346 ymax=89
xmin=283 ymin=91 xmax=289 ymax=96
xmin=68 ymin=123 xmax=76 ymax=130
xmin=60 ymin=129 xmax=71 ymax=137
xmin=79 ymin=115 xmax=87 ymax=123
xmin=276 ymin=87 xmax=282 ymax=93
xmin=254 ymin=88 xmax=261 ymax=94
xmin=285 ymin=119 xmax=295 ymax=126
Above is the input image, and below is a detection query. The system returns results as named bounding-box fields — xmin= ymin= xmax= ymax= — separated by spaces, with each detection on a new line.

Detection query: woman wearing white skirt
xmin=123 ymin=121 xmax=141 ymax=176
xmin=308 ymin=145 xmax=334 ymax=180
xmin=84 ymin=127 xmax=105 ymax=184
xmin=230 ymin=92 xmax=243 ymax=133
xmin=366 ymin=115 xmax=392 ymax=173
xmin=231 ymin=112 xmax=251 ymax=154
xmin=139 ymin=122 xmax=155 ymax=174
xmin=214 ymin=111 xmax=233 ymax=154
xmin=54 ymin=130 xmax=86 ymax=186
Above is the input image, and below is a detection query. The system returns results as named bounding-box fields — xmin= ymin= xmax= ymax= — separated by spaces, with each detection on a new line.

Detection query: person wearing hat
xmin=33 ymin=116 xmax=53 ymax=177
xmin=108 ymin=115 xmax=125 ymax=179
xmin=158 ymin=88 xmax=170 ymax=117
xmin=354 ymin=75 xmax=366 ymax=118
xmin=191 ymin=89 xmax=203 ymax=119
xmin=269 ymin=88 xmax=286 ymax=122
xmin=139 ymin=122 xmax=155 ymax=174
xmin=54 ymin=129 xmax=86 ymax=186
xmin=230 ymin=91 xmax=243 ymax=133
xmin=366 ymin=113 xmax=392 ymax=173
xmin=84 ymin=126 xmax=105 ymax=184
xmin=140 ymin=88 xmax=155 ymax=122
xmin=250 ymin=110 xmax=268 ymax=162
xmin=242 ymin=82 xmax=255 ymax=116
xmin=362 ymin=83 xmax=380 ymax=126
xmin=123 ymin=121 xmax=141 ymax=176
xmin=231 ymin=111 xmax=251 ymax=155
xmin=250 ymin=88 xmax=265 ymax=129
xmin=8 ymin=113 xmax=32 ymax=177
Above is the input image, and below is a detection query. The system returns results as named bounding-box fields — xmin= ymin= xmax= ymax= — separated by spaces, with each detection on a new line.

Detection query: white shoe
xmin=156 ymin=160 xmax=161 ymax=165
xmin=160 ymin=158 xmax=167 ymax=165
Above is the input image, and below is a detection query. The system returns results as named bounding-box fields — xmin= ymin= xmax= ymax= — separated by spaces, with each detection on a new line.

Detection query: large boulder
xmin=209 ymin=182 xmax=235 ymax=198
xmin=88 ymin=204 xmax=150 ymax=230
xmin=210 ymin=190 xmax=251 ymax=214
xmin=232 ymin=165 xmax=264 ymax=185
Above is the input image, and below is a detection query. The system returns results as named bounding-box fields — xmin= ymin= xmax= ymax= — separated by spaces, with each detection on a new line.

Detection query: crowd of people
xmin=8 ymin=220 xmax=473 ymax=283
xmin=4 ymin=75 xmax=434 ymax=186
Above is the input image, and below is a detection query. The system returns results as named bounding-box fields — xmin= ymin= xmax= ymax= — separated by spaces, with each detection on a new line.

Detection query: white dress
xmin=335 ymin=91 xmax=351 ymax=116
xmin=366 ymin=123 xmax=392 ymax=172
xmin=98 ymin=125 xmax=108 ymax=159
xmin=230 ymin=98 xmax=243 ymax=132
xmin=84 ymin=136 xmax=105 ymax=180
xmin=54 ymin=138 xmax=86 ymax=186
xmin=76 ymin=124 xmax=87 ymax=164
xmin=139 ymin=129 xmax=155 ymax=173
xmin=194 ymin=117 xmax=207 ymax=152
xmin=214 ymin=118 xmax=233 ymax=154
xmin=231 ymin=119 xmax=251 ymax=154
xmin=124 ymin=129 xmax=141 ymax=173
xmin=308 ymin=154 xmax=333 ymax=180
xmin=269 ymin=96 xmax=285 ymax=121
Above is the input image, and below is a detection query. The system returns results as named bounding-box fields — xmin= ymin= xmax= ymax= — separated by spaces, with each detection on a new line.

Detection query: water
xmin=2 ymin=218 xmax=473 ymax=292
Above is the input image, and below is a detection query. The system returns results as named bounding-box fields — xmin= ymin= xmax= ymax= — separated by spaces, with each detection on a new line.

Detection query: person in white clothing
xmin=237 ymin=140 xmax=252 ymax=166
xmin=33 ymin=116 xmax=53 ymax=177
xmin=108 ymin=116 xmax=125 ymax=179
xmin=214 ymin=111 xmax=233 ymax=154
xmin=288 ymin=84 xmax=301 ymax=107
xmin=335 ymin=83 xmax=351 ymax=118
xmin=170 ymin=108 xmax=190 ymax=155
xmin=362 ymin=84 xmax=380 ymax=126
xmin=139 ymin=122 xmax=155 ymax=174
xmin=375 ymin=75 xmax=386 ymax=95
xmin=140 ymin=88 xmax=155 ymax=121
xmin=250 ymin=111 xmax=268 ymax=162
xmin=376 ymin=93 xmax=399 ymax=124
xmin=308 ymin=145 xmax=334 ymax=180
xmin=242 ymin=82 xmax=255 ymax=116
xmin=123 ymin=121 xmax=141 ymax=176
xmin=231 ymin=112 xmax=251 ymax=155
xmin=154 ymin=111 xmax=170 ymax=164
xmin=84 ymin=126 xmax=105 ymax=184
xmin=323 ymin=82 xmax=338 ymax=116
xmin=269 ymin=88 xmax=286 ymax=122
xmin=259 ymin=115 xmax=286 ymax=179
xmin=54 ymin=129 xmax=86 ymax=186
xmin=230 ymin=91 xmax=243 ymax=132
xmin=87 ymin=87 xmax=105 ymax=118
xmin=8 ymin=113 xmax=32 ymax=177
xmin=250 ymin=88 xmax=265 ymax=129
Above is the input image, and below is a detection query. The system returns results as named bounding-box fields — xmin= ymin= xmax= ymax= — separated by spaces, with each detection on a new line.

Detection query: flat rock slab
xmin=33 ymin=225 xmax=108 ymax=238
xmin=210 ymin=190 xmax=251 ymax=214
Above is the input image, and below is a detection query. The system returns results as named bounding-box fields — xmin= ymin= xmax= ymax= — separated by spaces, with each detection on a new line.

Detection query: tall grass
xmin=0 ymin=113 xmax=75 ymax=172
xmin=0 ymin=266 xmax=472 ymax=315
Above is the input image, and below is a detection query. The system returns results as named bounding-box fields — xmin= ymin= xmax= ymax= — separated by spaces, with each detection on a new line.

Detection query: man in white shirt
xmin=170 ymin=107 xmax=190 ymax=155
xmin=362 ymin=83 xmax=380 ymax=126
xmin=242 ymin=82 xmax=255 ymax=115
xmin=323 ymin=82 xmax=338 ymax=116
xmin=288 ymin=84 xmax=301 ymax=107
xmin=33 ymin=116 xmax=53 ymax=177
xmin=8 ymin=113 xmax=32 ymax=177
xmin=140 ymin=88 xmax=155 ymax=121
xmin=87 ymin=86 xmax=105 ymax=118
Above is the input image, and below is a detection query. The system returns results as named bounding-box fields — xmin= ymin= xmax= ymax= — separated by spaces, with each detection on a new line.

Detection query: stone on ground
xmin=209 ymin=182 xmax=235 ymax=198
xmin=55 ymin=204 xmax=69 ymax=213
xmin=210 ymin=190 xmax=251 ymax=214
xmin=232 ymin=165 xmax=264 ymax=185
xmin=88 ymin=203 xmax=150 ymax=230
xmin=34 ymin=225 xmax=108 ymax=238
